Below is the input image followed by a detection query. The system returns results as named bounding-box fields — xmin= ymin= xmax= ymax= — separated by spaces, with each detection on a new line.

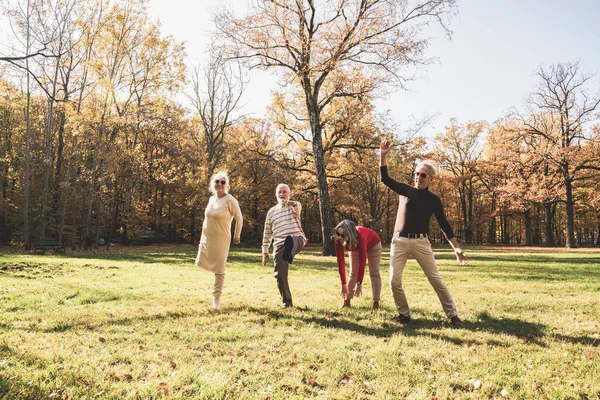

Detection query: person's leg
xmin=274 ymin=244 xmax=293 ymax=307
xmin=389 ymin=236 xmax=410 ymax=317
xmin=284 ymin=235 xmax=305 ymax=264
xmin=212 ymin=273 xmax=225 ymax=309
xmin=367 ymin=242 xmax=383 ymax=302
xmin=411 ymin=238 xmax=458 ymax=318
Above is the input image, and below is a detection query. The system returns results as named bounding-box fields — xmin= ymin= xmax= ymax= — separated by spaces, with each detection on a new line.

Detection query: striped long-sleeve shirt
xmin=262 ymin=202 xmax=307 ymax=254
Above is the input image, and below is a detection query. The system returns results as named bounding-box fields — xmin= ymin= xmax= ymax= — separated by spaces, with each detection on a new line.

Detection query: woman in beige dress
xmin=195 ymin=171 xmax=243 ymax=309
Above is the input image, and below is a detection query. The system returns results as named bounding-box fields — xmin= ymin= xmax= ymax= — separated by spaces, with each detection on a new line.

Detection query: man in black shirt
xmin=380 ymin=140 xmax=467 ymax=327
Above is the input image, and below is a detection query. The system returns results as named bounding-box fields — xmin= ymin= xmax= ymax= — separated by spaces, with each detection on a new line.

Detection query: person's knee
xmin=390 ymin=276 xmax=403 ymax=288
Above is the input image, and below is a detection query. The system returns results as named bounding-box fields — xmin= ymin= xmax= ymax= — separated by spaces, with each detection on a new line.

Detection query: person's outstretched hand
xmin=380 ymin=139 xmax=392 ymax=155
xmin=455 ymin=249 xmax=468 ymax=266
xmin=341 ymin=284 xmax=349 ymax=299
xmin=353 ymin=283 xmax=362 ymax=297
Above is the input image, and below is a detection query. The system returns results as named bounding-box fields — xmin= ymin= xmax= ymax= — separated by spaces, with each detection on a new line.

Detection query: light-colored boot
xmin=212 ymin=298 xmax=221 ymax=309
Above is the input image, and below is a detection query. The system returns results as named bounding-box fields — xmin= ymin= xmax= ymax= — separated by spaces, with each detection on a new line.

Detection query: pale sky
xmin=148 ymin=0 xmax=600 ymax=138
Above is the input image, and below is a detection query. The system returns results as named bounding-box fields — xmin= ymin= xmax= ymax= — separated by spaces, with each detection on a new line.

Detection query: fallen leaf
xmin=170 ymin=361 xmax=176 ymax=369
xmin=99 ymin=337 xmax=106 ymax=343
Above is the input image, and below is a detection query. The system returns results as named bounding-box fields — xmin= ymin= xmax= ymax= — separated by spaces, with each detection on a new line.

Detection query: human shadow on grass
xmin=0 ymin=344 xmax=53 ymax=399
xmin=15 ymin=309 xmax=194 ymax=333
xmin=461 ymin=311 xmax=547 ymax=346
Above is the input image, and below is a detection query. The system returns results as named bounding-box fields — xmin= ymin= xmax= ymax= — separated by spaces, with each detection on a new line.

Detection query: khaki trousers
xmin=347 ymin=242 xmax=382 ymax=301
xmin=389 ymin=235 xmax=457 ymax=318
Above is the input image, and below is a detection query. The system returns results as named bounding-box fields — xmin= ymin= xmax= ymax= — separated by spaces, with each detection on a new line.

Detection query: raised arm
xmin=379 ymin=140 xmax=411 ymax=195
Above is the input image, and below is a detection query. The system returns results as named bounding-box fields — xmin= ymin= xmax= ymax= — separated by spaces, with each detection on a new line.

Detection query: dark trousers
xmin=273 ymin=235 xmax=305 ymax=306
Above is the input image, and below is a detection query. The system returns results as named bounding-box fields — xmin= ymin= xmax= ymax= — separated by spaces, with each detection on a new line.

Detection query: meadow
xmin=0 ymin=244 xmax=599 ymax=399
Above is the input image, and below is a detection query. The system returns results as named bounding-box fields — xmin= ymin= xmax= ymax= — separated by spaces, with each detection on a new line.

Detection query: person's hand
xmin=262 ymin=253 xmax=269 ymax=266
xmin=353 ymin=283 xmax=362 ymax=297
xmin=341 ymin=284 xmax=349 ymax=299
xmin=233 ymin=238 xmax=240 ymax=245
xmin=455 ymin=249 xmax=468 ymax=265
xmin=285 ymin=200 xmax=296 ymax=207
xmin=380 ymin=140 xmax=392 ymax=156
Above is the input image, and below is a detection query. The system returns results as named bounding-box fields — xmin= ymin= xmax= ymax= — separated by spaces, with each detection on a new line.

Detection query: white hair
xmin=209 ymin=171 xmax=230 ymax=195
xmin=416 ymin=161 xmax=436 ymax=178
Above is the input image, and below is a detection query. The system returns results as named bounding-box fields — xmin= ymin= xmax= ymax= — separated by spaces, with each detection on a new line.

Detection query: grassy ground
xmin=0 ymin=244 xmax=599 ymax=399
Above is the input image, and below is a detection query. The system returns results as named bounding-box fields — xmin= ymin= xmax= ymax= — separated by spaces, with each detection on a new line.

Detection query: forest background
xmin=1 ymin=0 xmax=600 ymax=255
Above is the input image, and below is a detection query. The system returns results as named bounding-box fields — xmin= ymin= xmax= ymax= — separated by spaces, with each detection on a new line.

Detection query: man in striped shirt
xmin=262 ymin=183 xmax=307 ymax=308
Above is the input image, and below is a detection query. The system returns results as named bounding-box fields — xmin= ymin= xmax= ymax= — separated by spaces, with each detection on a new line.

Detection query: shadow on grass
xmin=467 ymin=311 xmax=547 ymax=345
xmin=0 ymin=344 xmax=53 ymax=399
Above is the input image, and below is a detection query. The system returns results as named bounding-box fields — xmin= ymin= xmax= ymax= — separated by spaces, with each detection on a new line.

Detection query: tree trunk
xmin=307 ymin=104 xmax=334 ymax=256
xmin=53 ymin=108 xmax=66 ymax=224
xmin=39 ymin=98 xmax=55 ymax=238
xmin=544 ymin=202 xmax=554 ymax=246
xmin=564 ymin=179 xmax=576 ymax=248
xmin=58 ymin=135 xmax=77 ymax=245
xmin=524 ymin=209 xmax=532 ymax=245
xmin=487 ymin=194 xmax=496 ymax=244
xmin=24 ymin=84 xmax=31 ymax=247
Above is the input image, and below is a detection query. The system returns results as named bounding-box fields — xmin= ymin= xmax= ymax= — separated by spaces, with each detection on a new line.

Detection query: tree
xmin=516 ymin=62 xmax=600 ymax=248
xmin=434 ymin=119 xmax=487 ymax=244
xmin=187 ymin=55 xmax=245 ymax=242
xmin=216 ymin=0 xmax=456 ymax=255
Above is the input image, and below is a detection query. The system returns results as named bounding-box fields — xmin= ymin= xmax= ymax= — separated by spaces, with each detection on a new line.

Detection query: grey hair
xmin=416 ymin=161 xmax=436 ymax=178
xmin=209 ymin=171 xmax=230 ymax=195
xmin=333 ymin=220 xmax=359 ymax=251
xmin=275 ymin=183 xmax=290 ymax=193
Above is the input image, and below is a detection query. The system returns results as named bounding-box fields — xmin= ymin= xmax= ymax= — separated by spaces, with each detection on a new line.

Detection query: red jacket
xmin=335 ymin=226 xmax=381 ymax=285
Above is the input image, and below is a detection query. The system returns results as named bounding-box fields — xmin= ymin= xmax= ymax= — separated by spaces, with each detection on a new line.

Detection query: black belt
xmin=395 ymin=232 xmax=428 ymax=239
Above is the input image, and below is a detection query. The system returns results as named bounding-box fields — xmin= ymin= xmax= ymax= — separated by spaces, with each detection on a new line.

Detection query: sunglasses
xmin=214 ymin=179 xmax=226 ymax=185
xmin=336 ymin=232 xmax=345 ymax=237
xmin=415 ymin=172 xmax=428 ymax=179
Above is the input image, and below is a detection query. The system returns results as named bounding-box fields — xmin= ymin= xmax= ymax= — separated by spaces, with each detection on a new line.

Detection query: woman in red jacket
xmin=334 ymin=220 xmax=382 ymax=310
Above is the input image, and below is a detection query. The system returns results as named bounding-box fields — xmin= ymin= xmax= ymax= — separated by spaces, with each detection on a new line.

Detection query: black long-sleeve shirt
xmin=380 ymin=166 xmax=455 ymax=240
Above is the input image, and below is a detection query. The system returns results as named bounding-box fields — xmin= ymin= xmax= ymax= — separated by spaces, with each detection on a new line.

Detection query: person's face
xmin=276 ymin=185 xmax=290 ymax=205
xmin=414 ymin=166 xmax=433 ymax=189
xmin=214 ymin=176 xmax=227 ymax=195
xmin=336 ymin=228 xmax=347 ymax=241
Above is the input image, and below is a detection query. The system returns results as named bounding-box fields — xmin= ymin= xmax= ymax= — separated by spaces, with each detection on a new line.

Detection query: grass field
xmin=1 ymin=244 xmax=599 ymax=399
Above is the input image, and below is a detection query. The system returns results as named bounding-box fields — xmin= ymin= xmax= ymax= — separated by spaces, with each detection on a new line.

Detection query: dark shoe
xmin=282 ymin=236 xmax=294 ymax=263
xmin=396 ymin=314 xmax=412 ymax=324
xmin=451 ymin=316 xmax=463 ymax=327
xmin=370 ymin=300 xmax=379 ymax=311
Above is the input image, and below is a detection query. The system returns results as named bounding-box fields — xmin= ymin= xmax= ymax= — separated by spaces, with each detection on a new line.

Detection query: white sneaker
xmin=212 ymin=299 xmax=221 ymax=309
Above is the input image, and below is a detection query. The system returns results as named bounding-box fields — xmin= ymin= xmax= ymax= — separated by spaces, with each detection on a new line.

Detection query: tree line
xmin=1 ymin=0 xmax=599 ymax=251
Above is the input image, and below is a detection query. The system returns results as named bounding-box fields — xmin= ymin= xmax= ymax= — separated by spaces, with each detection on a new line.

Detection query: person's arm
xmin=335 ymin=240 xmax=350 ymax=298
xmin=262 ymin=210 xmax=273 ymax=265
xmin=231 ymin=197 xmax=243 ymax=244
xmin=335 ymin=239 xmax=347 ymax=285
xmin=432 ymin=197 xmax=468 ymax=265
xmin=379 ymin=140 xmax=411 ymax=195
xmin=448 ymin=237 xmax=468 ymax=265
xmin=287 ymin=200 xmax=301 ymax=217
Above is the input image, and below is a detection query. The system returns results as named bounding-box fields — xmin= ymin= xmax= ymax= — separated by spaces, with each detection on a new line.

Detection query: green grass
xmin=1 ymin=244 xmax=599 ymax=399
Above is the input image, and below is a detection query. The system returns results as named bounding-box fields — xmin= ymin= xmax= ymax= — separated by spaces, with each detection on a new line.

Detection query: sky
xmin=148 ymin=0 xmax=600 ymax=138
